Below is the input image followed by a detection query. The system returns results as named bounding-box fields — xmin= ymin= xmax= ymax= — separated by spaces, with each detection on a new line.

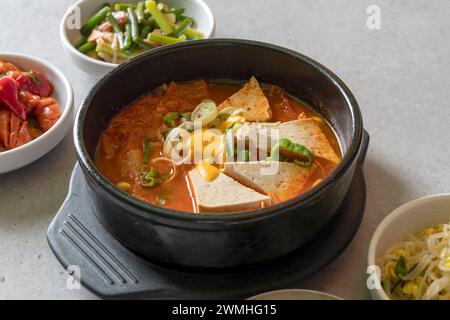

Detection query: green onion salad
xmin=75 ymin=1 xmax=204 ymax=64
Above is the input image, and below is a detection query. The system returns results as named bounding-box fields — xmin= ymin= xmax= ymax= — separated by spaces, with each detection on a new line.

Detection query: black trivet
xmin=47 ymin=164 xmax=366 ymax=299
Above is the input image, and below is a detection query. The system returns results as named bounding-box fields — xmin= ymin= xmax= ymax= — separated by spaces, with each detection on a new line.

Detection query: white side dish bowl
xmin=248 ymin=289 xmax=343 ymax=300
xmin=368 ymin=193 xmax=450 ymax=300
xmin=0 ymin=53 xmax=74 ymax=174
xmin=60 ymin=0 xmax=215 ymax=76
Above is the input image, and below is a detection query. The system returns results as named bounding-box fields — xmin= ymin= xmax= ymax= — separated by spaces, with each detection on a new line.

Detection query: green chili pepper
xmin=268 ymin=138 xmax=313 ymax=167
xmin=141 ymin=167 xmax=160 ymax=187
xmin=144 ymin=167 xmax=159 ymax=179
xmin=142 ymin=177 xmax=160 ymax=187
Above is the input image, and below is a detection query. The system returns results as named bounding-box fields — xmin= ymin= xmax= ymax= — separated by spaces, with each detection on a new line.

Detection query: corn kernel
xmin=402 ymin=281 xmax=418 ymax=296
xmin=116 ymin=182 xmax=132 ymax=192
xmin=388 ymin=264 xmax=397 ymax=280
xmin=411 ymin=284 xmax=419 ymax=298
xmin=424 ymin=228 xmax=435 ymax=236
xmin=393 ymin=249 xmax=406 ymax=257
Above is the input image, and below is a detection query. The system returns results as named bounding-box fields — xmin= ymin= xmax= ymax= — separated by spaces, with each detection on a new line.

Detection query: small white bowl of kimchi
xmin=368 ymin=194 xmax=450 ymax=300
xmin=0 ymin=53 xmax=74 ymax=174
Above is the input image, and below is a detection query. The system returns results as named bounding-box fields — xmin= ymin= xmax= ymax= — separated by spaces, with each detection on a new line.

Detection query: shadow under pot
xmin=75 ymin=39 xmax=367 ymax=269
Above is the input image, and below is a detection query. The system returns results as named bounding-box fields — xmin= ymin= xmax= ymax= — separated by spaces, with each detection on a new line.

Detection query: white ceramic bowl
xmin=248 ymin=289 xmax=343 ymax=300
xmin=0 ymin=53 xmax=74 ymax=174
xmin=60 ymin=0 xmax=215 ymax=75
xmin=368 ymin=193 xmax=450 ymax=300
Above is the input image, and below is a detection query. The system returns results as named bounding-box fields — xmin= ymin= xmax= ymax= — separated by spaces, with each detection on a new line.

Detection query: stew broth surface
xmin=95 ymin=80 xmax=341 ymax=213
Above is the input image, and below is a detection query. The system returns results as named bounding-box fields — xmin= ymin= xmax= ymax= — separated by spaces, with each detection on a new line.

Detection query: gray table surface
xmin=1 ymin=0 xmax=449 ymax=300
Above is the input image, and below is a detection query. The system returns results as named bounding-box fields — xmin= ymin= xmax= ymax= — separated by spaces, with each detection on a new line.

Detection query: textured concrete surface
xmin=0 ymin=0 xmax=449 ymax=299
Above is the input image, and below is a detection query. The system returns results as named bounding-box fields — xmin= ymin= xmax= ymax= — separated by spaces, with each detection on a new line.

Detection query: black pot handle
xmin=356 ymin=129 xmax=370 ymax=168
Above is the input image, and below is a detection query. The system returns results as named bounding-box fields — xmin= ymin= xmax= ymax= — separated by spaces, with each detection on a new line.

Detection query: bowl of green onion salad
xmin=60 ymin=0 xmax=214 ymax=75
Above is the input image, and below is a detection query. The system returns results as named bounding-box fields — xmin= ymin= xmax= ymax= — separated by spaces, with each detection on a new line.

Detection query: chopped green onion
xmin=23 ymin=72 xmax=41 ymax=85
xmin=144 ymin=17 xmax=156 ymax=28
xmin=133 ymin=36 xmax=153 ymax=49
xmin=168 ymin=7 xmax=185 ymax=15
xmin=96 ymin=42 xmax=133 ymax=60
xmin=170 ymin=18 xmax=192 ymax=37
xmin=147 ymin=33 xmax=185 ymax=45
xmin=122 ymin=22 xmax=132 ymax=50
xmin=107 ymin=12 xmax=125 ymax=48
xmin=140 ymin=26 xmax=151 ymax=39
xmin=179 ymin=112 xmax=191 ymax=121
xmin=127 ymin=7 xmax=140 ymax=40
xmin=113 ymin=3 xmax=137 ymax=11
xmin=136 ymin=1 xmax=146 ymax=24
xmin=184 ymin=27 xmax=204 ymax=39
xmin=143 ymin=137 xmax=153 ymax=163
xmin=191 ymin=100 xmax=218 ymax=126
xmin=80 ymin=6 xmax=111 ymax=35
xmin=163 ymin=112 xmax=180 ymax=126
xmin=78 ymin=41 xmax=96 ymax=54
xmin=74 ymin=35 xmax=88 ymax=48
xmin=86 ymin=49 xmax=100 ymax=60
xmin=177 ymin=15 xmax=196 ymax=25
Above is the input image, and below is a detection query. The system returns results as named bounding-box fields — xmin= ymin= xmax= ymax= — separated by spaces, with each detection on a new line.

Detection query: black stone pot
xmin=75 ymin=39 xmax=368 ymax=269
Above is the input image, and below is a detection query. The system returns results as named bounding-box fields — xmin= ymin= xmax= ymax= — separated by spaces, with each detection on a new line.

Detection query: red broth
xmin=95 ymin=81 xmax=341 ymax=213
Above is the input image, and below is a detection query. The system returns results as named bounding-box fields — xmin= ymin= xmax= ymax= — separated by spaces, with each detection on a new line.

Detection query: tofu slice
xmin=188 ymin=169 xmax=271 ymax=213
xmin=236 ymin=118 xmax=340 ymax=164
xmin=217 ymin=77 xmax=272 ymax=121
xmin=224 ymin=161 xmax=312 ymax=202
